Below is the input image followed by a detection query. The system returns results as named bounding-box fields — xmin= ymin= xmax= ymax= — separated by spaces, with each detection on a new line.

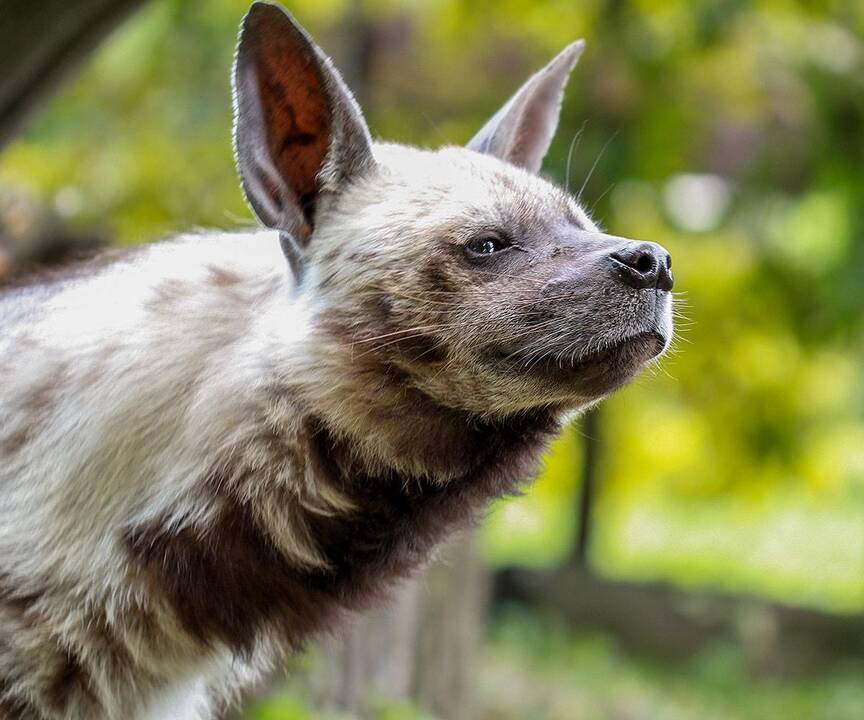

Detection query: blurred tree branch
xmin=314 ymin=536 xmax=487 ymax=719
xmin=0 ymin=0 xmax=149 ymax=149
xmin=573 ymin=408 xmax=601 ymax=567
xmin=0 ymin=187 xmax=108 ymax=283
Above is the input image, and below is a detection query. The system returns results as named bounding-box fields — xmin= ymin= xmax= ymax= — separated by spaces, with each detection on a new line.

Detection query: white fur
xmin=0 ymin=231 xmax=298 ymax=718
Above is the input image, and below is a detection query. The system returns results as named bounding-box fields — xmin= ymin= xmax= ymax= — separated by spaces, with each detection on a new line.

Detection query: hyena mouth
xmin=484 ymin=330 xmax=667 ymax=388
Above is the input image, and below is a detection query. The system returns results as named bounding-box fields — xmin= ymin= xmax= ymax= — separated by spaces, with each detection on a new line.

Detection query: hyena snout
xmin=608 ymin=241 xmax=673 ymax=292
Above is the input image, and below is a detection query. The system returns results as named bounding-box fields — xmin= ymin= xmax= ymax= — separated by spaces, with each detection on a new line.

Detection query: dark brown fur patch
xmin=421 ymin=256 xmax=458 ymax=294
xmin=46 ymin=650 xmax=96 ymax=714
xmin=206 ymin=265 xmax=243 ymax=288
xmin=388 ymin=333 xmax=447 ymax=364
xmin=124 ymin=411 xmax=556 ymax=655
xmin=0 ymin=427 xmax=31 ymax=457
xmin=77 ymin=344 xmax=120 ymax=390
xmin=0 ymin=580 xmax=92 ymax=717
xmin=0 ymin=576 xmax=43 ymax=630
xmin=0 ymin=679 xmax=39 ymax=720
xmin=144 ymin=278 xmax=192 ymax=313
xmin=322 ymin=248 xmax=343 ymax=264
xmin=316 ymin=270 xmax=338 ymax=291
xmin=0 ymin=366 xmax=65 ymax=457
xmin=359 ymin=294 xmax=392 ymax=324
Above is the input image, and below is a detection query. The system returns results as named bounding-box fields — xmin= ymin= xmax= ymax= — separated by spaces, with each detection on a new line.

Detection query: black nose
xmin=609 ymin=242 xmax=673 ymax=291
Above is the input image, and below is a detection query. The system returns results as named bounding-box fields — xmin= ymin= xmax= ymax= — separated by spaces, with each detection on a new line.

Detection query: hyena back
xmin=0 ymin=3 xmax=673 ymax=718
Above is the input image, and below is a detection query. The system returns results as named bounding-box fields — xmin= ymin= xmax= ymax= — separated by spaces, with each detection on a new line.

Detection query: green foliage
xmin=483 ymin=424 xmax=584 ymax=565
xmin=246 ymin=694 xmax=320 ymax=720
xmin=2 ymin=0 xmax=863 ymax=611
xmin=245 ymin=689 xmax=435 ymax=720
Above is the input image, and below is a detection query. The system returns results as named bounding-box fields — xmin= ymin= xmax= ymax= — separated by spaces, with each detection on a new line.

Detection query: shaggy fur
xmin=0 ymin=3 xmax=673 ymax=718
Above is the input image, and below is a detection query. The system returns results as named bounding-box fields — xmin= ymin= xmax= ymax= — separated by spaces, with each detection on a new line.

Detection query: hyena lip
xmin=484 ymin=330 xmax=667 ymax=379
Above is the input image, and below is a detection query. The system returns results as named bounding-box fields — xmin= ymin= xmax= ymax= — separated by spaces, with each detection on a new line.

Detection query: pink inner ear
xmin=507 ymin=76 xmax=563 ymax=171
xmin=249 ymin=15 xmax=332 ymax=211
xmin=467 ymin=41 xmax=583 ymax=174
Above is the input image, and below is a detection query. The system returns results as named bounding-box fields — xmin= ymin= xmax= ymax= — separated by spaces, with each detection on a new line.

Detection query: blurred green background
xmin=1 ymin=0 xmax=863 ymax=718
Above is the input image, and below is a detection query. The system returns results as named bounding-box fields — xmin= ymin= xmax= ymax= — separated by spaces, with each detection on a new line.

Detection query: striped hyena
xmin=0 ymin=2 xmax=674 ymax=718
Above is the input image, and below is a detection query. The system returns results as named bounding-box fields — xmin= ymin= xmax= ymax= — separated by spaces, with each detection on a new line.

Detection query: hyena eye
xmin=465 ymin=233 xmax=508 ymax=256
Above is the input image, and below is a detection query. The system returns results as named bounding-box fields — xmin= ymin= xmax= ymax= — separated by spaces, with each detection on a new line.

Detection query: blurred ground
xmin=245 ymin=609 xmax=864 ymax=720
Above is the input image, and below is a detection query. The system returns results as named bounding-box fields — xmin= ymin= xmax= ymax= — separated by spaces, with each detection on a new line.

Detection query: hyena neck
xmin=270 ymin=281 xmax=560 ymax=482
xmin=292 ymin=354 xmax=536 ymax=481
xmin=128 ymin=354 xmax=559 ymax=659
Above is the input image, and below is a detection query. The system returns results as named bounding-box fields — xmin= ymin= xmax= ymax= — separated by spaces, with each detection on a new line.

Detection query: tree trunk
xmin=572 ymin=408 xmax=601 ymax=567
xmin=0 ymin=0 xmax=149 ymax=149
xmin=314 ymin=535 xmax=489 ymax=720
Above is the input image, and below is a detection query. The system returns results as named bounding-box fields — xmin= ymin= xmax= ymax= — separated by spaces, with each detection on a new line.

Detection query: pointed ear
xmin=232 ymin=2 xmax=374 ymax=244
xmin=467 ymin=41 xmax=585 ymax=174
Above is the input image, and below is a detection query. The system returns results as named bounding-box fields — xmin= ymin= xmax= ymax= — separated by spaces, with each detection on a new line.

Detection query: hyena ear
xmin=467 ymin=41 xmax=585 ymax=174
xmin=233 ymin=2 xmax=374 ymax=262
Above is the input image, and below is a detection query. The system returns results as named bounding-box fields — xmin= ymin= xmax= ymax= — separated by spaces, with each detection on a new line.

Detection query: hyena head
xmin=234 ymin=2 xmax=673 ymax=419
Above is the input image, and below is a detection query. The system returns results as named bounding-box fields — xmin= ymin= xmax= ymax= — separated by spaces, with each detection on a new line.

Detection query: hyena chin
xmin=0 ymin=2 xmax=674 ymax=718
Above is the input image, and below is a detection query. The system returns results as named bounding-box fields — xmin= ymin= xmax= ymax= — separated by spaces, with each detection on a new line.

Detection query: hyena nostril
xmin=635 ymin=254 xmax=655 ymax=274
xmin=609 ymin=242 xmax=673 ymax=291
